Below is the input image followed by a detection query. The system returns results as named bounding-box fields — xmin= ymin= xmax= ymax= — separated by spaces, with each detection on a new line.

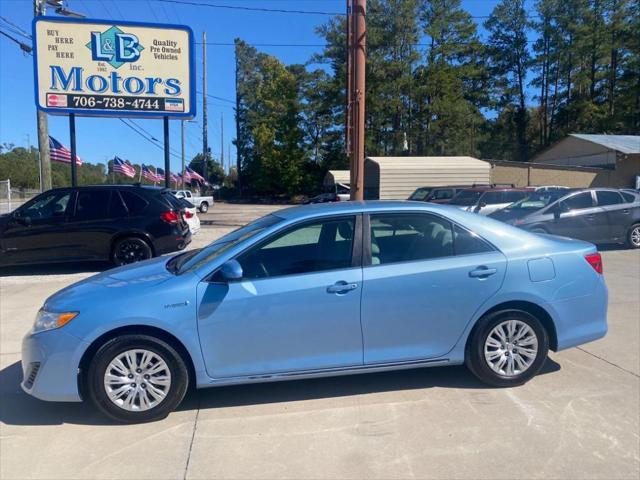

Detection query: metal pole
xmin=202 ymin=31 xmax=208 ymax=183
xmin=220 ymin=113 xmax=224 ymax=172
xmin=35 ymin=0 xmax=52 ymax=192
xmin=181 ymin=120 xmax=185 ymax=189
xmin=234 ymin=47 xmax=242 ymax=195
xmin=351 ymin=0 xmax=366 ymax=201
xmin=69 ymin=113 xmax=77 ymax=187
xmin=163 ymin=116 xmax=170 ymax=188
xmin=345 ymin=0 xmax=352 ymax=162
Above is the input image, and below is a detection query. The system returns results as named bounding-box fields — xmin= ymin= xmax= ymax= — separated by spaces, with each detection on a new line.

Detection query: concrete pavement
xmin=1 ymin=203 xmax=638 ymax=479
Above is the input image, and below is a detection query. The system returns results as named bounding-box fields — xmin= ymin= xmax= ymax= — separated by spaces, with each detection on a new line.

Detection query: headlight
xmin=32 ymin=309 xmax=78 ymax=334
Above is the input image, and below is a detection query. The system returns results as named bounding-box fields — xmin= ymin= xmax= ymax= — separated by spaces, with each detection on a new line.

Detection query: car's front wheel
xmin=199 ymin=202 xmax=208 ymax=213
xmin=87 ymin=335 xmax=189 ymax=423
xmin=466 ymin=310 xmax=549 ymax=387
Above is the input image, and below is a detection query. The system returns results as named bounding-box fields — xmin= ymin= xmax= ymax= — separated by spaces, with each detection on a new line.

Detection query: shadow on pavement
xmin=0 ymin=262 xmax=112 ymax=277
xmin=0 ymin=358 xmax=561 ymax=426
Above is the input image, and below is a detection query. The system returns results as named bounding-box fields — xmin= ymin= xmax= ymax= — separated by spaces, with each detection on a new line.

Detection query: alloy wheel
xmin=631 ymin=226 xmax=640 ymax=247
xmin=115 ymin=240 xmax=149 ymax=264
xmin=103 ymin=349 xmax=172 ymax=412
xmin=483 ymin=320 xmax=539 ymax=377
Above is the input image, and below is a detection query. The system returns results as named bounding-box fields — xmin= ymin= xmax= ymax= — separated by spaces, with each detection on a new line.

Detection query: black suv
xmin=0 ymin=185 xmax=191 ymax=267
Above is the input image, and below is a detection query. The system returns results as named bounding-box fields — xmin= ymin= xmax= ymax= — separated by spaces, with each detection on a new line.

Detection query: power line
xmin=157 ymin=0 xmax=342 ymax=15
xmin=119 ymin=119 xmax=182 ymax=160
xmin=0 ymin=16 xmax=31 ymax=39
xmin=196 ymin=89 xmax=235 ymax=104
xmin=0 ymin=29 xmax=32 ymax=54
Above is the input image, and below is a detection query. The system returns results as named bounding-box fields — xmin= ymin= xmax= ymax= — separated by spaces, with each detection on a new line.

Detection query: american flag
xmin=48 ymin=136 xmax=83 ymax=165
xmin=141 ymin=164 xmax=162 ymax=183
xmin=170 ymin=172 xmax=180 ymax=184
xmin=113 ymin=156 xmax=136 ymax=178
xmin=186 ymin=166 xmax=205 ymax=183
xmin=182 ymin=170 xmax=192 ymax=182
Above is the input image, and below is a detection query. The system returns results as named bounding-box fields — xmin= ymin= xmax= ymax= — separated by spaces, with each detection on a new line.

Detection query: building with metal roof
xmin=531 ymin=134 xmax=639 ymax=188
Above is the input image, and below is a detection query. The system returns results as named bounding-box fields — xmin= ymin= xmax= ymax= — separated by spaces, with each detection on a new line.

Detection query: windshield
xmin=409 ymin=187 xmax=432 ymax=201
xmin=503 ymin=192 xmax=566 ymax=211
xmin=171 ymin=214 xmax=284 ymax=274
xmin=449 ymin=190 xmax=483 ymax=206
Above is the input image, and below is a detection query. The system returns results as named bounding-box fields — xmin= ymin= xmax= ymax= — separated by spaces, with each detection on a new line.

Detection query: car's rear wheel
xmin=199 ymin=202 xmax=208 ymax=213
xmin=87 ymin=335 xmax=189 ymax=423
xmin=466 ymin=310 xmax=549 ymax=387
xmin=627 ymin=224 xmax=640 ymax=249
xmin=111 ymin=237 xmax=152 ymax=266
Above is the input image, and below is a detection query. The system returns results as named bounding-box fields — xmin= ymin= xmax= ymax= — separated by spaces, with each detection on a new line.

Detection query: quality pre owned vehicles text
xmin=20 ymin=202 xmax=608 ymax=423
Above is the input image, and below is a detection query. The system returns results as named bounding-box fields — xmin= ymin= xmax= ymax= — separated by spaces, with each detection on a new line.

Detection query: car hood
xmin=44 ymin=256 xmax=174 ymax=311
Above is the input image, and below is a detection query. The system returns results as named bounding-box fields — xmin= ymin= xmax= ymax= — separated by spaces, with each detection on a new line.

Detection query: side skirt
xmin=198 ymin=357 xmax=456 ymax=389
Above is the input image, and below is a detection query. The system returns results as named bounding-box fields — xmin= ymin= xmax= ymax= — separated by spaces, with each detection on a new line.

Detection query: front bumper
xmin=21 ymin=328 xmax=89 ymax=402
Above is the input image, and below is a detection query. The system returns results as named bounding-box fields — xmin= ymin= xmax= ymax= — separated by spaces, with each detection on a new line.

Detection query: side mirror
xmin=220 ymin=259 xmax=243 ymax=282
xmin=14 ymin=213 xmax=31 ymax=226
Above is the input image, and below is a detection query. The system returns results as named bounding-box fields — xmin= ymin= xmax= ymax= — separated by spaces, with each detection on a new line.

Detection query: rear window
xmin=596 ymin=191 xmax=623 ymax=206
xmin=119 ymin=190 xmax=149 ymax=215
xmin=621 ymin=191 xmax=637 ymax=203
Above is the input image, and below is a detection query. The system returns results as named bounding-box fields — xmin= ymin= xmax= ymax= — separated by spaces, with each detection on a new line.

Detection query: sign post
xmin=69 ymin=113 xmax=77 ymax=186
xmin=32 ymin=17 xmax=195 ymax=186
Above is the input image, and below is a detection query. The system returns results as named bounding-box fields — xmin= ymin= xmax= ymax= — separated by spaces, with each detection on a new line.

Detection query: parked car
xmin=449 ymin=185 xmax=535 ymax=215
xmin=22 ymin=201 xmax=607 ymax=422
xmin=407 ymin=186 xmax=435 ymax=201
xmin=425 ymin=185 xmax=476 ymax=204
xmin=171 ymin=190 xmax=214 ymax=213
xmin=0 ymin=185 xmax=191 ymax=267
xmin=490 ymin=188 xmax=640 ymax=248
xmin=174 ymin=198 xmax=201 ymax=235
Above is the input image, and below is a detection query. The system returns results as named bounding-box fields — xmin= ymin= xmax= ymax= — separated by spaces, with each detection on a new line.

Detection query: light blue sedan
xmin=21 ymin=201 xmax=608 ymax=422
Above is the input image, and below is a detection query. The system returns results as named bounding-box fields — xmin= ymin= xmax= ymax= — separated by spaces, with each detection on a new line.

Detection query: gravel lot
xmin=1 ymin=202 xmax=638 ymax=480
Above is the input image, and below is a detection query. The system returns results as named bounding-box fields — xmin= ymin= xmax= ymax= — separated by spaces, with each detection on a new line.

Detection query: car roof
xmin=275 ymin=200 xmax=464 ymax=220
xmin=462 ymin=186 xmax=533 ymax=192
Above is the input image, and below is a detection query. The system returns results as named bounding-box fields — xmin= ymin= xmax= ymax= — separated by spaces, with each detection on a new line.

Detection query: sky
xmin=0 ymin=0 xmax=533 ymax=173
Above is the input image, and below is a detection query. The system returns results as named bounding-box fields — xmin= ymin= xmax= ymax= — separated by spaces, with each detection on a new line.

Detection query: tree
xmin=189 ymin=152 xmax=225 ymax=187
xmin=485 ymin=0 xmax=531 ymax=161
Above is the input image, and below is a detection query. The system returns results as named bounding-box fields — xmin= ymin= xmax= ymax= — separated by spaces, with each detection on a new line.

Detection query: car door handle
xmin=469 ymin=267 xmax=497 ymax=278
xmin=327 ymin=281 xmax=358 ymax=294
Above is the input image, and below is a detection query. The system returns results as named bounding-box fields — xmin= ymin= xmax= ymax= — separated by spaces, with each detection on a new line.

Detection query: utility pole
xmin=234 ymin=48 xmax=242 ymax=195
xmin=201 ymin=31 xmax=208 ymax=185
xmin=34 ymin=0 xmax=51 ymax=192
xmin=220 ymin=113 xmax=224 ymax=172
xmin=349 ymin=0 xmax=366 ymax=201
xmin=181 ymin=120 xmax=185 ymax=189
xmin=345 ymin=0 xmax=352 ymax=162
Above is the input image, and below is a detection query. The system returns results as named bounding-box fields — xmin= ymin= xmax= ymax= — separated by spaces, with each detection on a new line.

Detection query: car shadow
xmin=0 ymin=261 xmax=112 ymax=277
xmin=0 ymin=358 xmax=561 ymax=426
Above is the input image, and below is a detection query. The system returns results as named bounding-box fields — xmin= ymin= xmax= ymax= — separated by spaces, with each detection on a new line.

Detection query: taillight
xmin=184 ymin=210 xmax=193 ymax=219
xmin=335 ymin=196 xmax=341 ymax=202
xmin=160 ymin=210 xmax=179 ymax=224
xmin=584 ymin=252 xmax=603 ymax=274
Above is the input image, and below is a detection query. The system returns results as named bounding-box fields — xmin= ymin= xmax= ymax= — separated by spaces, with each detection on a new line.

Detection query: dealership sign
xmin=33 ymin=17 xmax=195 ymax=118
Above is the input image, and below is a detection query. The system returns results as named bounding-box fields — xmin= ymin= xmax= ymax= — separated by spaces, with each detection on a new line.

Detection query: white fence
xmin=0 ymin=180 xmax=39 ymax=214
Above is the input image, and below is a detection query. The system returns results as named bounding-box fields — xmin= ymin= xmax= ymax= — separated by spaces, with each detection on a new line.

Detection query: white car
xmin=172 ymin=190 xmax=214 ymax=213
xmin=174 ymin=198 xmax=200 ymax=235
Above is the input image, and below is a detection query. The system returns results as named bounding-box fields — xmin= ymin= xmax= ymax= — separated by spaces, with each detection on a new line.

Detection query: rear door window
xmin=370 ymin=213 xmax=454 ymax=265
xmin=453 ymin=224 xmax=494 ymax=255
xmin=109 ymin=190 xmax=128 ymax=217
xmin=561 ymin=192 xmax=594 ymax=211
xmin=621 ymin=192 xmax=636 ymax=203
xmin=119 ymin=190 xmax=149 ymax=215
xmin=596 ymin=191 xmax=624 ymax=206
xmin=74 ymin=190 xmax=110 ymax=220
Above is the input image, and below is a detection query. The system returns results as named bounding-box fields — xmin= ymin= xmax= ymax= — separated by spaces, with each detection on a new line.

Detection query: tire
xmin=111 ymin=237 xmax=153 ymax=266
xmin=627 ymin=223 xmax=640 ymax=249
xmin=87 ymin=334 xmax=189 ymax=423
xmin=466 ymin=310 xmax=549 ymax=387
xmin=199 ymin=202 xmax=208 ymax=213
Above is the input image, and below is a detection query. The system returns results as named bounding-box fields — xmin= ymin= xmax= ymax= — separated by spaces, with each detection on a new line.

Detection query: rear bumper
xmin=21 ymin=329 xmax=87 ymax=402
xmin=549 ymin=280 xmax=608 ymax=351
xmin=155 ymin=228 xmax=191 ymax=255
